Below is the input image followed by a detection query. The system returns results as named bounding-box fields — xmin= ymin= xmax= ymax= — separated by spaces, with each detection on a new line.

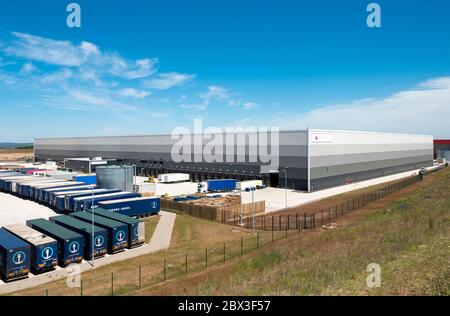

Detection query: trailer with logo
xmin=3 ymin=224 xmax=58 ymax=273
xmin=71 ymin=212 xmax=129 ymax=253
xmin=0 ymin=228 xmax=31 ymax=282
xmin=49 ymin=215 xmax=108 ymax=260
xmin=73 ymin=192 xmax=141 ymax=212
xmin=27 ymin=181 xmax=75 ymax=200
xmin=0 ymin=176 xmax=36 ymax=192
xmin=16 ymin=179 xmax=65 ymax=197
xmin=97 ymin=197 xmax=160 ymax=217
xmin=26 ymin=219 xmax=84 ymax=267
xmin=19 ymin=180 xmax=65 ymax=198
xmin=47 ymin=185 xmax=97 ymax=207
xmin=41 ymin=184 xmax=94 ymax=205
xmin=88 ymin=208 xmax=145 ymax=248
xmin=13 ymin=178 xmax=56 ymax=195
xmin=63 ymin=189 xmax=122 ymax=212
xmin=36 ymin=181 xmax=85 ymax=202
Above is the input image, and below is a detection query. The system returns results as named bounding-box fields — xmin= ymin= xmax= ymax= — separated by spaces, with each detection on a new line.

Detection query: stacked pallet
xmin=161 ymin=194 xmax=265 ymax=223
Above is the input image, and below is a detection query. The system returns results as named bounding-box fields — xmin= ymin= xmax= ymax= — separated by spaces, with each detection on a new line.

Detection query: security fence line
xmin=235 ymin=175 xmax=422 ymax=231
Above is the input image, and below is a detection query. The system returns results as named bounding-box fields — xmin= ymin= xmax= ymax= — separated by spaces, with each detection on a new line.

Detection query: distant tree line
xmin=0 ymin=143 xmax=34 ymax=149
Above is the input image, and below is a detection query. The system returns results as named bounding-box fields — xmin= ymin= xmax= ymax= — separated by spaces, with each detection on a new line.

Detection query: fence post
xmin=111 ymin=272 xmax=114 ymax=296
xmin=285 ymin=219 xmax=288 ymax=238
xmin=272 ymin=216 xmax=274 ymax=243
xmin=163 ymin=259 xmax=166 ymax=281
xmin=320 ymin=210 xmax=323 ymax=226
xmin=304 ymin=213 xmax=307 ymax=229
xmin=279 ymin=215 xmax=281 ymax=231
xmin=139 ymin=265 xmax=142 ymax=288
xmin=296 ymin=213 xmax=298 ymax=230
xmin=287 ymin=214 xmax=290 ymax=230
xmin=257 ymin=232 xmax=260 ymax=249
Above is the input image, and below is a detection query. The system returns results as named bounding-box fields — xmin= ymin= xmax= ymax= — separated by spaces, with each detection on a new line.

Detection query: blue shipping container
xmin=77 ymin=192 xmax=141 ymax=212
xmin=49 ymin=216 xmax=108 ymax=260
xmin=42 ymin=184 xmax=93 ymax=205
xmin=74 ymin=175 xmax=97 ymax=185
xmin=27 ymin=219 xmax=85 ymax=267
xmin=64 ymin=189 xmax=122 ymax=212
xmin=3 ymin=224 xmax=58 ymax=273
xmin=48 ymin=185 xmax=97 ymax=207
xmin=0 ymin=228 xmax=31 ymax=282
xmin=38 ymin=182 xmax=84 ymax=202
xmin=88 ymin=208 xmax=145 ymax=248
xmin=207 ymin=179 xmax=237 ymax=192
xmin=97 ymin=197 xmax=160 ymax=217
xmin=71 ymin=212 xmax=129 ymax=253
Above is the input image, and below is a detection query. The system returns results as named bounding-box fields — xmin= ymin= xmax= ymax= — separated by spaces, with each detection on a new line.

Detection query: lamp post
xmin=251 ymin=186 xmax=256 ymax=230
xmin=90 ymin=184 xmax=95 ymax=267
xmin=284 ymin=167 xmax=288 ymax=209
xmin=239 ymin=189 xmax=243 ymax=226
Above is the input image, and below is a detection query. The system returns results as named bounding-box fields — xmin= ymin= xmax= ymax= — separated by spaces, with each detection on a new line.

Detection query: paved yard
xmin=240 ymin=165 xmax=440 ymax=212
xmin=0 ymin=192 xmax=57 ymax=226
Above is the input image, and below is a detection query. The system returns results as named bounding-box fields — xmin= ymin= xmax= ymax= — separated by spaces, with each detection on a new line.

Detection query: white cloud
xmin=6 ymin=32 xmax=88 ymax=66
xmin=40 ymin=68 xmax=73 ymax=84
xmin=4 ymin=32 xmax=157 ymax=80
xmin=144 ymin=72 xmax=195 ymax=90
xmin=20 ymin=63 xmax=36 ymax=75
xmin=242 ymin=102 xmax=258 ymax=110
xmin=200 ymin=85 xmax=231 ymax=101
xmin=118 ymin=88 xmax=150 ymax=98
xmin=251 ymin=77 xmax=450 ymax=138
xmin=108 ymin=57 xmax=158 ymax=80
xmin=179 ymin=103 xmax=208 ymax=111
xmin=198 ymin=86 xmax=257 ymax=110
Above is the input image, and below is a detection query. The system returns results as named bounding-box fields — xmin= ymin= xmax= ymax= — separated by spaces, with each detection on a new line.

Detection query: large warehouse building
xmin=35 ymin=129 xmax=433 ymax=192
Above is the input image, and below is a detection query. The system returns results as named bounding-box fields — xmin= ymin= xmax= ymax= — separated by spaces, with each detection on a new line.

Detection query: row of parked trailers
xmin=0 ymin=171 xmax=161 ymax=217
xmin=0 ymin=209 xmax=145 ymax=282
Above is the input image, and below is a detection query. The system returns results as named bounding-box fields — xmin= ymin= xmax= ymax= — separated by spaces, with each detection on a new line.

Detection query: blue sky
xmin=0 ymin=0 xmax=450 ymax=141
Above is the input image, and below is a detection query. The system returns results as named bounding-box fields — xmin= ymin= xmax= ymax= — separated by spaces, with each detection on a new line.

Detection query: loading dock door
xmin=269 ymin=172 xmax=279 ymax=188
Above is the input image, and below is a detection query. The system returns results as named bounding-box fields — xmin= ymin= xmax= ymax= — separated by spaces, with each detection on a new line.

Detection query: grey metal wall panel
xmin=311 ymin=155 xmax=432 ymax=179
xmin=310 ymin=149 xmax=432 ymax=168
xmin=310 ymin=160 xmax=432 ymax=191
xmin=310 ymin=143 xmax=432 ymax=156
